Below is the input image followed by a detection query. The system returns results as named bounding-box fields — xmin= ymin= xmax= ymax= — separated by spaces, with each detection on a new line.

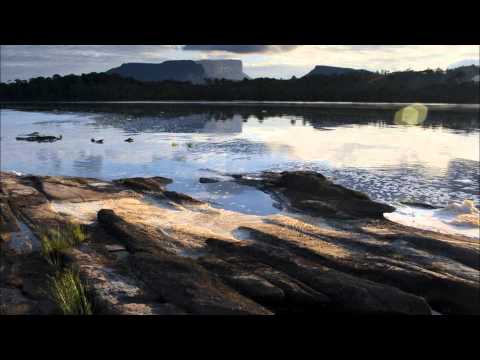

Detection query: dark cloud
xmin=1 ymin=45 xmax=174 ymax=82
xmin=183 ymin=45 xmax=299 ymax=53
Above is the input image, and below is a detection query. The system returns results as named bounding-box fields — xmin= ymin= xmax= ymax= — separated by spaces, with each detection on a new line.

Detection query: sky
xmin=1 ymin=45 xmax=479 ymax=82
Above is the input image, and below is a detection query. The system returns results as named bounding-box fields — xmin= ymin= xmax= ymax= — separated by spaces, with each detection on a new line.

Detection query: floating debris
xmin=16 ymin=133 xmax=62 ymax=143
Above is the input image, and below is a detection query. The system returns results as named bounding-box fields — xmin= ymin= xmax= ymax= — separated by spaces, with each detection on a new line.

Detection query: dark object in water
xmin=199 ymin=177 xmax=221 ymax=184
xmin=16 ymin=134 xmax=62 ymax=143
xmin=91 ymin=138 xmax=104 ymax=144
xmin=401 ymin=201 xmax=441 ymax=209
xmin=125 ymin=138 xmax=134 ymax=143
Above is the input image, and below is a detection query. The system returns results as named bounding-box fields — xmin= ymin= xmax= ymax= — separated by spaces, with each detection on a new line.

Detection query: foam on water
xmin=385 ymin=200 xmax=480 ymax=239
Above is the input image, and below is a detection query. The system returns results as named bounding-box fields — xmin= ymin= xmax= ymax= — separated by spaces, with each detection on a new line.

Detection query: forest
xmin=1 ymin=67 xmax=478 ymax=103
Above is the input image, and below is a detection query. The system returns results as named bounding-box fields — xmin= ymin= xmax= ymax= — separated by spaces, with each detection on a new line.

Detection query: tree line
xmin=1 ymin=68 xmax=478 ymax=103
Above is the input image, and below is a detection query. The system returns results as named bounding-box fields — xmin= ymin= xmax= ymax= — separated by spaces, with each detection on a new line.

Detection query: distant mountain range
xmin=107 ymin=60 xmax=249 ymax=83
xmin=106 ymin=61 xmax=479 ymax=84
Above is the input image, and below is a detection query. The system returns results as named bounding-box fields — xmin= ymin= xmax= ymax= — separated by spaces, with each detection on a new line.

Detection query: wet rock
xmin=163 ymin=190 xmax=204 ymax=205
xmin=114 ymin=177 xmax=173 ymax=192
xmin=400 ymin=201 xmax=441 ymax=209
xmin=199 ymin=177 xmax=221 ymax=184
xmin=243 ymin=171 xmax=396 ymax=219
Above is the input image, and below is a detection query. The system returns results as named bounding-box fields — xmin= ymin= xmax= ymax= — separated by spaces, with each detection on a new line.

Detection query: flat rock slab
xmin=66 ymin=245 xmax=187 ymax=315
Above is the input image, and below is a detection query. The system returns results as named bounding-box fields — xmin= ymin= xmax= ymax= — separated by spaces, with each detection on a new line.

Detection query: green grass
xmin=49 ymin=268 xmax=93 ymax=315
xmin=40 ymin=224 xmax=88 ymax=267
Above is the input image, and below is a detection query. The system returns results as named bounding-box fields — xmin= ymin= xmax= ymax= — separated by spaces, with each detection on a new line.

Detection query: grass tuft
xmin=49 ymin=268 xmax=93 ymax=315
xmin=40 ymin=224 xmax=88 ymax=267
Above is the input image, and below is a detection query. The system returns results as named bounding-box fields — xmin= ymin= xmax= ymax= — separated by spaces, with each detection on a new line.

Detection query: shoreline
xmin=1 ymin=171 xmax=478 ymax=315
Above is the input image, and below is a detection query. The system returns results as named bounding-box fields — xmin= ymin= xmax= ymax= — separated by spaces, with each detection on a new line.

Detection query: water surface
xmin=1 ymin=102 xmax=479 ymax=236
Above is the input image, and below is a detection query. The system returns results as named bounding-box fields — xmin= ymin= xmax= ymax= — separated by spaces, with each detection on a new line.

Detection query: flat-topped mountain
xmin=106 ymin=61 xmax=207 ymax=84
xmin=304 ymin=65 xmax=373 ymax=77
xmin=106 ymin=60 xmax=249 ymax=83
xmin=197 ymin=60 xmax=249 ymax=81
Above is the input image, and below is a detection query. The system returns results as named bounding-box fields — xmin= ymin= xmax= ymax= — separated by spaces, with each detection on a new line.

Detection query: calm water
xmin=1 ymin=102 xmax=479 ymax=235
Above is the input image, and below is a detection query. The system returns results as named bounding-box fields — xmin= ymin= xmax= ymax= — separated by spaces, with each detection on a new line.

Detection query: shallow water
xmin=1 ymin=103 xmax=479 ymax=237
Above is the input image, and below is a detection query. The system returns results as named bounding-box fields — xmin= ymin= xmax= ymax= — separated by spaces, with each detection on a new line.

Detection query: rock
xmin=97 ymin=209 xmax=271 ymax=314
xmin=16 ymin=134 xmax=62 ymax=143
xmin=25 ymin=175 xmax=130 ymax=203
xmin=2 ymin=172 xmax=478 ymax=315
xmin=128 ymin=252 xmax=272 ymax=315
xmin=201 ymin=251 xmax=331 ymax=311
xmin=114 ymin=177 xmax=204 ymax=205
xmin=239 ymin=224 xmax=480 ymax=315
xmin=198 ymin=256 xmax=285 ymax=305
xmin=163 ymin=190 xmax=204 ymax=205
xmin=65 ymin=245 xmax=187 ymax=315
xmin=206 ymin=238 xmax=432 ymax=314
xmin=105 ymin=244 xmax=127 ymax=252
xmin=199 ymin=177 xmax=221 ymax=184
xmin=400 ymin=201 xmax=440 ymax=209
xmin=0 ymin=287 xmax=37 ymax=315
xmin=243 ymin=171 xmax=396 ymax=218
xmin=0 ymin=197 xmax=19 ymax=237
xmin=97 ymin=209 xmax=174 ymax=254
xmin=114 ymin=177 xmax=172 ymax=192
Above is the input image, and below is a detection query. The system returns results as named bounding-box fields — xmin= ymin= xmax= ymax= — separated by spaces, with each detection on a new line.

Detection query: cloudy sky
xmin=1 ymin=45 xmax=478 ymax=82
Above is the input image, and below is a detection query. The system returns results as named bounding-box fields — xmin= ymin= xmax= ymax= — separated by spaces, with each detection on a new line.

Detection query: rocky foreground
xmin=0 ymin=171 xmax=478 ymax=315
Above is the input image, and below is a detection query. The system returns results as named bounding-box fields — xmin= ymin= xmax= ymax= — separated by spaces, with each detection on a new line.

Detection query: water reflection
xmin=1 ymin=104 xmax=479 ymax=215
xmin=73 ymin=153 xmax=104 ymax=178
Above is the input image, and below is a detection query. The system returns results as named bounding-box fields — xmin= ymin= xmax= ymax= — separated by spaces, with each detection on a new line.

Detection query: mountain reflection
xmin=7 ymin=102 xmax=479 ymax=132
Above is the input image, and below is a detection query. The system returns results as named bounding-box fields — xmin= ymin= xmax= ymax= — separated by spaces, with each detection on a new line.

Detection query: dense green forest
xmin=1 ymin=67 xmax=478 ymax=103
